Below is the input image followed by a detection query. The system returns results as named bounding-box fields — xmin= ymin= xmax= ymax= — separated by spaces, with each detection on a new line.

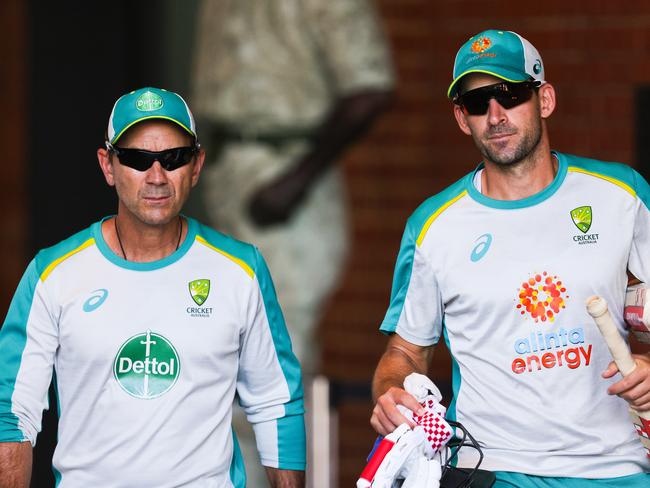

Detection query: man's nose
xmin=145 ymin=160 xmax=168 ymax=183
xmin=486 ymin=98 xmax=507 ymax=125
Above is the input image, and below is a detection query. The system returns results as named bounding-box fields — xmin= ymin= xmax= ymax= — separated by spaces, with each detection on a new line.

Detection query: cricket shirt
xmin=381 ymin=152 xmax=650 ymax=477
xmin=0 ymin=217 xmax=305 ymax=487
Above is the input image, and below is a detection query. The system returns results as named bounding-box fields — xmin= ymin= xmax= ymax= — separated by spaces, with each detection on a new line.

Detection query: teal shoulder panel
xmin=564 ymin=152 xmax=650 ymax=205
xmin=253 ymin=250 xmax=306 ymax=468
xmin=34 ymin=225 xmax=95 ymax=280
xmin=194 ymin=220 xmax=258 ymax=277
xmin=410 ymin=175 xmax=470 ymax=244
xmin=0 ymin=260 xmax=39 ymax=442
xmin=380 ymin=175 xmax=469 ymax=333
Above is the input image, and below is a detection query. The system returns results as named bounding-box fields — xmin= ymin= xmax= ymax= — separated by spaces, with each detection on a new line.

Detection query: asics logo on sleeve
xmin=470 ymin=234 xmax=492 ymax=262
xmin=83 ymin=289 xmax=109 ymax=312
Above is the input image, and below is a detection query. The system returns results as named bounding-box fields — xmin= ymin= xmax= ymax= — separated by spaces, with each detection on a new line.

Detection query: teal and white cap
xmin=107 ymin=87 xmax=197 ymax=144
xmin=447 ymin=30 xmax=545 ymax=99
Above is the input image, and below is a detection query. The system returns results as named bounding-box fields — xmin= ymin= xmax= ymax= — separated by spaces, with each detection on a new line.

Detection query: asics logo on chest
xmin=470 ymin=233 xmax=492 ymax=262
xmin=83 ymin=289 xmax=109 ymax=312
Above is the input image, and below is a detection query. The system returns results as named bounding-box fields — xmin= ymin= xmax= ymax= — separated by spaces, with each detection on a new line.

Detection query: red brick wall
xmin=320 ymin=2 xmax=650 ymax=485
xmin=0 ymin=0 xmax=27 ymax=314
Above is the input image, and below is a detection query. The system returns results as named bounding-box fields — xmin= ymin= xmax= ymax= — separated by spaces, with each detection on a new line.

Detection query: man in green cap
xmin=0 ymin=87 xmax=305 ymax=487
xmin=370 ymin=30 xmax=650 ymax=486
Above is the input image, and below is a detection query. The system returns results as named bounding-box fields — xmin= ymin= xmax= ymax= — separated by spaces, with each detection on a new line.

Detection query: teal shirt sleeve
xmin=0 ymin=260 xmax=47 ymax=444
xmin=380 ymin=219 xmax=418 ymax=334
xmin=238 ymin=248 xmax=306 ymax=471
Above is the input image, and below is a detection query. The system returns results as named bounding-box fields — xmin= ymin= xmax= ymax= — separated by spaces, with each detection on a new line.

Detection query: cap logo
xmin=135 ymin=91 xmax=164 ymax=112
xmin=470 ymin=36 xmax=492 ymax=54
xmin=533 ymin=59 xmax=542 ymax=75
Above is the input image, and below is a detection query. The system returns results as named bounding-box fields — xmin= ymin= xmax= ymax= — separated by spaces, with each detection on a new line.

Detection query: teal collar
xmin=93 ymin=215 xmax=197 ymax=271
xmin=465 ymin=151 xmax=567 ymax=209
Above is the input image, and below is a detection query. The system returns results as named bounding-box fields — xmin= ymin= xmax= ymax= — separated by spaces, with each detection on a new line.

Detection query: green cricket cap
xmin=107 ymin=87 xmax=197 ymax=144
xmin=447 ymin=30 xmax=545 ymax=99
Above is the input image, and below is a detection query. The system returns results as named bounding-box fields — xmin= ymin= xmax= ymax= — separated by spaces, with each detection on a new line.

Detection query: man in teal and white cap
xmin=0 ymin=86 xmax=306 ymax=487
xmin=370 ymin=30 xmax=650 ymax=487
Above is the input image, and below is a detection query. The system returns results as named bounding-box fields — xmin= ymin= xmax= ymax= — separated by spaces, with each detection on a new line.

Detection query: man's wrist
xmin=265 ymin=467 xmax=305 ymax=488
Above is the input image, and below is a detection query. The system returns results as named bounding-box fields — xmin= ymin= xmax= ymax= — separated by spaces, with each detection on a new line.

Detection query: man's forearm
xmin=372 ymin=336 xmax=433 ymax=401
xmin=265 ymin=467 xmax=305 ymax=488
xmin=0 ymin=441 xmax=32 ymax=488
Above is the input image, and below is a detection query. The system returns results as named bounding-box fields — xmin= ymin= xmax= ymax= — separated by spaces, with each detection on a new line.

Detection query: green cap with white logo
xmin=107 ymin=87 xmax=197 ymax=144
xmin=447 ymin=30 xmax=545 ymax=99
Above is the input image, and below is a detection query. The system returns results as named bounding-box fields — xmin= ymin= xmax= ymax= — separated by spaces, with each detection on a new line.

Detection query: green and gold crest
xmin=570 ymin=206 xmax=592 ymax=233
xmin=189 ymin=279 xmax=210 ymax=305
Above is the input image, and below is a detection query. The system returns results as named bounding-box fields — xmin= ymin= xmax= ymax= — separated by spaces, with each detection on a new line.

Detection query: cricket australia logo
xmin=570 ymin=206 xmax=592 ymax=233
xmin=570 ymin=205 xmax=599 ymax=244
xmin=113 ymin=330 xmax=180 ymax=399
xmin=187 ymin=279 xmax=213 ymax=317
xmin=189 ymin=279 xmax=210 ymax=305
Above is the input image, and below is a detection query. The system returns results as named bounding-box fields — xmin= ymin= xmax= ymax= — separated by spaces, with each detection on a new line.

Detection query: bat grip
xmin=586 ymin=296 xmax=637 ymax=376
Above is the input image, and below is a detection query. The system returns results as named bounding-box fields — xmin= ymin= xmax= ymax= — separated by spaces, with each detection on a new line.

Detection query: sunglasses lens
xmin=158 ymin=148 xmax=195 ymax=170
xmin=113 ymin=149 xmax=154 ymax=171
xmin=460 ymin=92 xmax=489 ymax=115
xmin=113 ymin=147 xmax=196 ymax=171
xmin=458 ymin=82 xmax=535 ymax=115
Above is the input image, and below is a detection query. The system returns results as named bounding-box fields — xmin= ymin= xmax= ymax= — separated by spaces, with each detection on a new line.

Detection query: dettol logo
xmin=113 ymin=330 xmax=180 ymax=399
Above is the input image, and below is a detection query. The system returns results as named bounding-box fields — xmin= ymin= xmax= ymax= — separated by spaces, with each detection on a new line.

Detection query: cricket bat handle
xmin=585 ymin=296 xmax=636 ymax=376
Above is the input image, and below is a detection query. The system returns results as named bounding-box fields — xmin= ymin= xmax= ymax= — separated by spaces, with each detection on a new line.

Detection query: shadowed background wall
xmin=2 ymin=1 xmax=650 ymax=486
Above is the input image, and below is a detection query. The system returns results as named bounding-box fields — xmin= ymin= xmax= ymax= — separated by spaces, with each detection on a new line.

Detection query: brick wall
xmin=320 ymin=2 xmax=650 ymax=485
xmin=0 ymin=0 xmax=27 ymax=314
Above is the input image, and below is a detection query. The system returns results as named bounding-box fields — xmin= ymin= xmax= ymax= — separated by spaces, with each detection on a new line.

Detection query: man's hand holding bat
xmin=586 ymin=294 xmax=650 ymax=458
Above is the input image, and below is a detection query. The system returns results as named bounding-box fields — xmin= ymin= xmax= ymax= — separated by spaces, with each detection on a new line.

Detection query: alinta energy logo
xmin=511 ymin=272 xmax=592 ymax=376
xmin=470 ymin=36 xmax=492 ymax=54
xmin=187 ymin=279 xmax=213 ymax=318
xmin=113 ymin=330 xmax=180 ymax=399
xmin=570 ymin=205 xmax=599 ymax=245
xmin=516 ymin=272 xmax=568 ymax=323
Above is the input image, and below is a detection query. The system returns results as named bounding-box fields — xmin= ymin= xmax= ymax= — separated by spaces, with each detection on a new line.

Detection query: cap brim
xmin=447 ymin=66 xmax=531 ymax=99
xmin=111 ymin=115 xmax=196 ymax=144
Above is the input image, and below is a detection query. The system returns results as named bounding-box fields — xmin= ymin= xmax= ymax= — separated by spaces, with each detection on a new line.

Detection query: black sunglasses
xmin=454 ymin=81 xmax=540 ymax=116
xmin=106 ymin=143 xmax=200 ymax=171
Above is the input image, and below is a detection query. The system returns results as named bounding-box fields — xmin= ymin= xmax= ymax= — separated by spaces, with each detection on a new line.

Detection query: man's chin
xmin=135 ymin=209 xmax=180 ymax=227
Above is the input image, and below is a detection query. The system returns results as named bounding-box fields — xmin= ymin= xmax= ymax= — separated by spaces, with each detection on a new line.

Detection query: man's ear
xmin=538 ymin=83 xmax=556 ymax=119
xmin=97 ymin=147 xmax=116 ymax=187
xmin=190 ymin=147 xmax=206 ymax=188
xmin=453 ymin=104 xmax=472 ymax=136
